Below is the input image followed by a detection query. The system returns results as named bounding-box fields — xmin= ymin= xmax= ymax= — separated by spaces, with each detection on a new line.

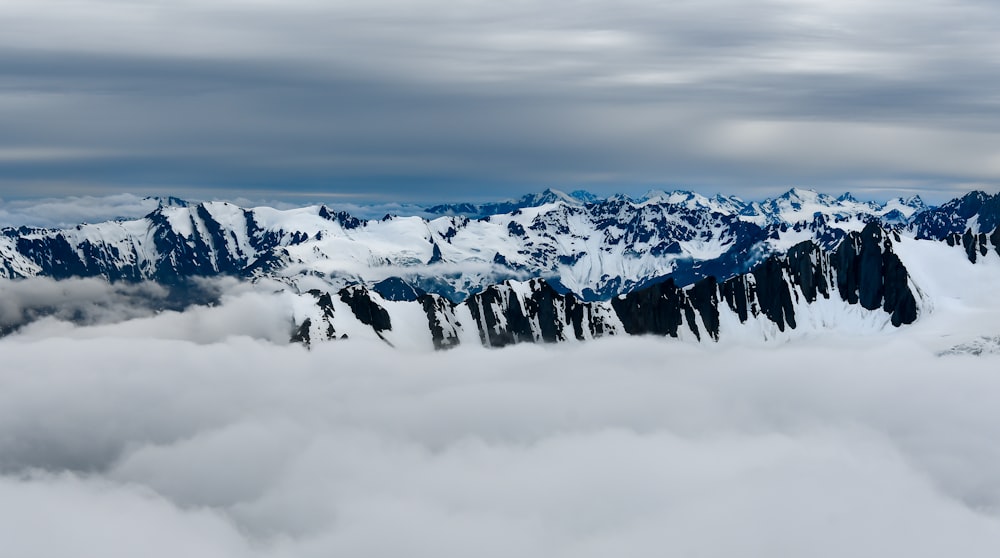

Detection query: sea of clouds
xmin=1 ymin=277 xmax=1000 ymax=556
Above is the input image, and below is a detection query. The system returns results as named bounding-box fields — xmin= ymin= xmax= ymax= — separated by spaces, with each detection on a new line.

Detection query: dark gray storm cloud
xmin=2 ymin=0 xmax=1000 ymax=203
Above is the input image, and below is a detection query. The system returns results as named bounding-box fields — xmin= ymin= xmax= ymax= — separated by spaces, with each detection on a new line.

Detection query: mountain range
xmin=2 ymin=187 xmax=998 ymax=349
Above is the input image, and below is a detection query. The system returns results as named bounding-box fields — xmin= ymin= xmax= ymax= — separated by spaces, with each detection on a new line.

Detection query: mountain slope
xmin=291 ymin=222 xmax=920 ymax=350
xmin=4 ymin=188 xmax=999 ymax=351
xmin=0 ymin=197 xmax=771 ymax=299
xmin=0 ymin=188 xmax=985 ymax=304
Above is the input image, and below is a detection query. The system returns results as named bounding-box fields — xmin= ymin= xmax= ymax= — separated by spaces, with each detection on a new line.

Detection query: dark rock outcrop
xmin=291 ymin=318 xmax=312 ymax=346
xmin=339 ymin=286 xmax=392 ymax=332
xmin=372 ymin=277 xmax=426 ymax=302
xmin=611 ymin=278 xmax=698 ymax=339
xmin=749 ymin=256 xmax=797 ymax=331
xmin=419 ymin=294 xmax=461 ymax=350
xmin=465 ymin=279 xmax=616 ymax=347
xmin=952 ymin=227 xmax=1000 ymax=263
xmin=831 ymin=223 xmax=917 ymax=325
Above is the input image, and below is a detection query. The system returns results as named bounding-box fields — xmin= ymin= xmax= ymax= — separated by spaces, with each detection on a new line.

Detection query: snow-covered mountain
xmin=0 ymin=187 xmax=943 ymax=301
xmin=0 ymin=194 xmax=768 ymax=300
xmin=910 ymin=190 xmax=1000 ymax=239
xmin=1 ymin=187 xmax=998 ymax=350
xmin=427 ymin=187 xmax=929 ymax=227
xmin=425 ymin=188 xmax=597 ymax=218
xmin=289 ymin=222 xmax=920 ymax=349
xmin=737 ymin=188 xmax=928 ymax=226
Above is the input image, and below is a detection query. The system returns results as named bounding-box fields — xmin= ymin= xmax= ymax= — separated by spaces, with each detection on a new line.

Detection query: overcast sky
xmin=2 ymin=0 xmax=1000 ymax=204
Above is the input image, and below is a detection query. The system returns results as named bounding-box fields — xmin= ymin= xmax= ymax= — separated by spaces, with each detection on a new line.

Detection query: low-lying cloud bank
xmin=0 ymin=277 xmax=295 ymax=343
xmin=1 ymin=332 xmax=999 ymax=556
xmin=0 ymin=277 xmax=170 ymax=334
xmin=0 ymin=193 xmax=161 ymax=228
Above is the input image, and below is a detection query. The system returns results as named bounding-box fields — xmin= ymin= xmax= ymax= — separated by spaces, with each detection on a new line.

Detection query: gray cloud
xmin=2 ymin=1 xmax=1000 ymax=202
xmin=2 ymin=330 xmax=1000 ymax=555
xmin=0 ymin=277 xmax=171 ymax=333
xmin=0 ymin=276 xmax=298 ymax=342
xmin=1 ymin=277 xmax=295 ymax=344
xmin=0 ymin=193 xmax=160 ymax=227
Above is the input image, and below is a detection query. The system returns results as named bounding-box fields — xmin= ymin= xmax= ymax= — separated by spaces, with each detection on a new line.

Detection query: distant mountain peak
xmin=779 ymin=187 xmax=832 ymax=202
xmin=522 ymin=188 xmax=581 ymax=206
xmin=426 ymin=188 xmax=596 ymax=217
xmin=570 ymin=189 xmax=599 ymax=203
xmin=144 ymin=195 xmax=189 ymax=208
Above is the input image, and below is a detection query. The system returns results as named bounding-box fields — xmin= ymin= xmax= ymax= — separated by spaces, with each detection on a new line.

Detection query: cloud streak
xmin=1 ymin=0 xmax=1000 ymax=202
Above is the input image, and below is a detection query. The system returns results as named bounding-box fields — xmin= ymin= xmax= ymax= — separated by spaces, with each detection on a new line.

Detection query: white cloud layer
xmin=0 ymin=277 xmax=171 ymax=330
xmin=1 ymin=277 xmax=296 ymax=344
xmin=0 ymin=193 xmax=160 ymax=228
xmin=2 ymin=331 xmax=1000 ymax=556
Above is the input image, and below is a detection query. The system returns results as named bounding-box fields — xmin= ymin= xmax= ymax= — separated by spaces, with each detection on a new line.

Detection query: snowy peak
xmin=629 ymin=187 xmax=924 ymax=227
xmin=425 ymin=187 xmax=933 ymax=228
xmin=636 ymin=190 xmax=745 ymax=215
xmin=143 ymin=195 xmax=189 ymax=209
xmin=735 ymin=188 xmax=915 ymax=226
xmin=520 ymin=188 xmax=588 ymax=207
xmin=780 ymin=187 xmax=829 ymax=203
xmin=911 ymin=190 xmax=1000 ymax=238
xmin=883 ymin=194 xmax=926 ymax=213
xmin=900 ymin=194 xmax=927 ymax=210
xmin=425 ymin=188 xmax=594 ymax=217
xmin=569 ymin=189 xmax=601 ymax=204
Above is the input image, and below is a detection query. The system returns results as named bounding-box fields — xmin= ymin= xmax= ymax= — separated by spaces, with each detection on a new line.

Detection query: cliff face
xmin=910 ymin=190 xmax=1000 ymax=265
xmin=294 ymin=223 xmax=921 ymax=349
xmin=464 ymin=280 xmax=620 ymax=348
xmin=831 ymin=224 xmax=917 ymax=327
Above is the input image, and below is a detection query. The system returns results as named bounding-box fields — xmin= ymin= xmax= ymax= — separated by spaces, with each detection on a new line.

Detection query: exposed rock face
xmin=750 ymin=256 xmax=798 ymax=331
xmin=911 ymin=191 xmax=1000 ymax=240
xmin=339 ymin=285 xmax=392 ymax=332
xmin=465 ymin=279 xmax=618 ymax=347
xmin=947 ymin=227 xmax=1000 ymax=263
xmin=372 ymin=277 xmax=426 ymax=301
xmin=419 ymin=294 xmax=462 ymax=350
xmin=832 ymin=223 xmax=917 ymax=326
xmin=611 ymin=278 xmax=702 ymax=339
xmin=290 ymin=318 xmax=312 ymax=347
xmin=293 ymin=224 xmax=921 ymax=349
xmin=904 ymin=190 xmax=1000 ymax=266
xmin=610 ymin=225 xmax=918 ymax=340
